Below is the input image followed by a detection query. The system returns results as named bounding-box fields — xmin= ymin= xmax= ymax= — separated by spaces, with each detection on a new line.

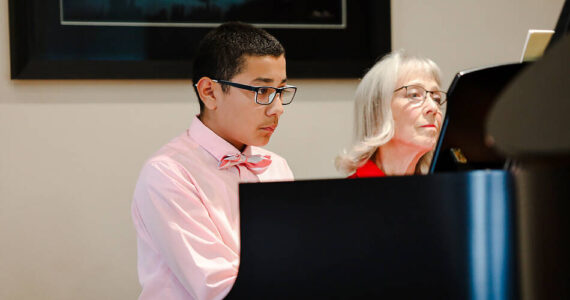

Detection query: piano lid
xmin=486 ymin=34 xmax=570 ymax=158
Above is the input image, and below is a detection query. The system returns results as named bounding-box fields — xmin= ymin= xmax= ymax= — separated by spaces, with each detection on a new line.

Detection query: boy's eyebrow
xmin=252 ymin=77 xmax=288 ymax=85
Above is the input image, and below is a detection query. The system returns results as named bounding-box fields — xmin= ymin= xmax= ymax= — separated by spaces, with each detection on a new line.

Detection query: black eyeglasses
xmin=212 ymin=79 xmax=297 ymax=105
xmin=394 ymin=85 xmax=447 ymax=106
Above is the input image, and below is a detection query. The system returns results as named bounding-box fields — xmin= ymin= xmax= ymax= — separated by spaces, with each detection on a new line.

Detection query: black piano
xmin=228 ymin=3 xmax=570 ymax=299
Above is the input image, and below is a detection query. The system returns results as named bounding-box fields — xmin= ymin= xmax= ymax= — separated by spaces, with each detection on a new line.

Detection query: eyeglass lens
xmin=256 ymin=87 xmax=296 ymax=105
xmin=405 ymin=86 xmax=446 ymax=105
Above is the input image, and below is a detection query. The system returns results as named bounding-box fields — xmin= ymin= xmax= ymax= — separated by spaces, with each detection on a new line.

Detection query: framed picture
xmin=9 ymin=0 xmax=391 ymax=79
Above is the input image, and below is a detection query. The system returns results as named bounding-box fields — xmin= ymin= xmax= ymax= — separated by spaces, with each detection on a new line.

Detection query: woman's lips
xmin=421 ymin=124 xmax=437 ymax=128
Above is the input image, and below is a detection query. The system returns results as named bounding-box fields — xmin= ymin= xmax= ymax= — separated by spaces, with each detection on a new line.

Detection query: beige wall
xmin=0 ymin=0 xmax=564 ymax=299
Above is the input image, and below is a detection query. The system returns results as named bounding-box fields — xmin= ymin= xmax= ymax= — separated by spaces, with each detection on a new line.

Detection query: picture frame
xmin=9 ymin=0 xmax=391 ymax=79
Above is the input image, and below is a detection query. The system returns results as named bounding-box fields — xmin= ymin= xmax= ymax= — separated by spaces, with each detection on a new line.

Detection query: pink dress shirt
xmin=132 ymin=116 xmax=294 ymax=300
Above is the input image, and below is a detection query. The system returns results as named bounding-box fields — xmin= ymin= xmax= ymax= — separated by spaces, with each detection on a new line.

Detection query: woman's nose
xmin=424 ymin=94 xmax=441 ymax=114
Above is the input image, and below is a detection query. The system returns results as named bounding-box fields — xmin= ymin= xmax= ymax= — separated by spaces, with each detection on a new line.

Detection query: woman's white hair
xmin=335 ymin=49 xmax=442 ymax=175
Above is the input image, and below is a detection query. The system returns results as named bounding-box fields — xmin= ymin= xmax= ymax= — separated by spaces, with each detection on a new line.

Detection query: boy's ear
xmin=196 ymin=77 xmax=218 ymax=110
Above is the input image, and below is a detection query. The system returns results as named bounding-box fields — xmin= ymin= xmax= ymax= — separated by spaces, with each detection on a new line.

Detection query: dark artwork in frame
xmin=9 ymin=0 xmax=391 ymax=79
xmin=60 ymin=0 xmax=345 ymax=28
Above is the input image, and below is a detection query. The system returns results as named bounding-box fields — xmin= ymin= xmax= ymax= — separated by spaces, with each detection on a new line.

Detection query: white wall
xmin=0 ymin=0 xmax=564 ymax=299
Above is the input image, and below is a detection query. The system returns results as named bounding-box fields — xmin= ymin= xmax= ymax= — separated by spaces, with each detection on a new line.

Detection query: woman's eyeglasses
xmin=394 ymin=85 xmax=447 ymax=106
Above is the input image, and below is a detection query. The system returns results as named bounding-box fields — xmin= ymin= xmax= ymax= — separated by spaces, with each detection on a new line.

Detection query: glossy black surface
xmin=227 ymin=171 xmax=518 ymax=299
xmin=430 ymin=63 xmax=528 ymax=173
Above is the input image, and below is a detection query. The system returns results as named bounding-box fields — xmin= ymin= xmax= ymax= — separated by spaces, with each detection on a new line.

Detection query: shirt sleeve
xmin=133 ymin=159 xmax=238 ymax=300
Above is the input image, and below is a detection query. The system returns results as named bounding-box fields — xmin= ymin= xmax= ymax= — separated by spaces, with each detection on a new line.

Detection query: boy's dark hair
xmin=192 ymin=22 xmax=285 ymax=112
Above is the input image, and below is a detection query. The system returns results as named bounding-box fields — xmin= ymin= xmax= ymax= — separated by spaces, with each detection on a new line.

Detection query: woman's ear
xmin=196 ymin=77 xmax=217 ymax=110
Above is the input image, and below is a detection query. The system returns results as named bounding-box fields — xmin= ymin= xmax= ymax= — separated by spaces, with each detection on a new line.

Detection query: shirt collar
xmin=188 ymin=115 xmax=253 ymax=162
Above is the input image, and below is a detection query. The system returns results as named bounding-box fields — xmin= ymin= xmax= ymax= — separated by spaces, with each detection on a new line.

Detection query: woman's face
xmin=390 ymin=71 xmax=443 ymax=153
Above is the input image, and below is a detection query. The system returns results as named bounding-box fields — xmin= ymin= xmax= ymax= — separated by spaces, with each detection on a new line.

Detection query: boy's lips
xmin=261 ymin=125 xmax=277 ymax=132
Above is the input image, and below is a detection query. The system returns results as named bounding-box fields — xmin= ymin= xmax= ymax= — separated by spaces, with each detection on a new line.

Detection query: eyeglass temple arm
xmin=212 ymin=79 xmax=257 ymax=92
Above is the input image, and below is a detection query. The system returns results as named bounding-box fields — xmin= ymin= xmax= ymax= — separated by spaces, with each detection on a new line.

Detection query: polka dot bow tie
xmin=218 ymin=154 xmax=272 ymax=175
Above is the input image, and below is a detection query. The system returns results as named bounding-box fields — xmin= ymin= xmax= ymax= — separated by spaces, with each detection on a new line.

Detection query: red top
xmin=347 ymin=159 xmax=386 ymax=178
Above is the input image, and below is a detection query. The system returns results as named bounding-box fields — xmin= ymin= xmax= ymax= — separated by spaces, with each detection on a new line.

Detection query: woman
xmin=336 ymin=50 xmax=446 ymax=177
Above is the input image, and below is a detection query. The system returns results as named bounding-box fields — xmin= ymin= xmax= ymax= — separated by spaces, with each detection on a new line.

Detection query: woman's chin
xmin=413 ymin=140 xmax=437 ymax=154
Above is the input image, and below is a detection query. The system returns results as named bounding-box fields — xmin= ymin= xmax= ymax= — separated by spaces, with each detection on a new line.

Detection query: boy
xmin=132 ymin=22 xmax=296 ymax=300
